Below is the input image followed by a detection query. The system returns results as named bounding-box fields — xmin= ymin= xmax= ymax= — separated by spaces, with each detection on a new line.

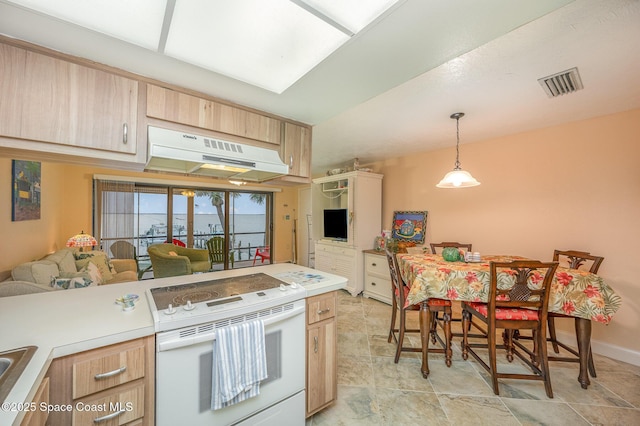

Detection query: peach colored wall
xmin=0 ymin=159 xmax=72 ymax=271
xmin=373 ymin=109 xmax=640 ymax=358
xmin=0 ymin=162 xmax=295 ymax=272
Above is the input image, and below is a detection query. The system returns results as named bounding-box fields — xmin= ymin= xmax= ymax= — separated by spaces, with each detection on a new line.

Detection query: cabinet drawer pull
xmin=317 ymin=308 xmax=331 ymax=315
xmin=289 ymin=154 xmax=294 ymax=168
xmin=122 ymin=123 xmax=128 ymax=144
xmin=94 ymin=366 xmax=127 ymax=380
xmin=93 ymin=409 xmax=126 ymax=423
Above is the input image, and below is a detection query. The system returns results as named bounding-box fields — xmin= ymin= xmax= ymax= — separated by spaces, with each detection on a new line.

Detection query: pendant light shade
xmin=436 ymin=112 xmax=480 ymax=188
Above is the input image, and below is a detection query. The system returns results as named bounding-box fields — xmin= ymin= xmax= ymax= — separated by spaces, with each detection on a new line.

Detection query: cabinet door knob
xmin=372 ymin=262 xmax=377 ymax=267
xmin=122 ymin=123 xmax=128 ymax=144
xmin=371 ymin=282 xmax=376 ymax=286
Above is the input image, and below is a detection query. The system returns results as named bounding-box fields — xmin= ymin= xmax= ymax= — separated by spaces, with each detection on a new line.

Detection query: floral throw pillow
xmin=51 ymin=270 xmax=96 ymax=290
xmin=74 ymin=251 xmax=114 ymax=282
xmin=80 ymin=262 xmax=104 ymax=285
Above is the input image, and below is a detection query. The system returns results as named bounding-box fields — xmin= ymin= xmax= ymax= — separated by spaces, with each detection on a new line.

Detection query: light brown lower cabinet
xmin=20 ymin=377 xmax=49 ymax=426
xmin=306 ymin=291 xmax=337 ymax=417
xmin=44 ymin=335 xmax=155 ymax=426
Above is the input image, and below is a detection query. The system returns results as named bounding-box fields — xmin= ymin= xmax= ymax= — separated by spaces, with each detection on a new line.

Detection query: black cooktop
xmin=149 ymin=273 xmax=288 ymax=310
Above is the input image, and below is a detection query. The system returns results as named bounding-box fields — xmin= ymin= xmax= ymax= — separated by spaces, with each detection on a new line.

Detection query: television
xmin=323 ymin=209 xmax=348 ymax=241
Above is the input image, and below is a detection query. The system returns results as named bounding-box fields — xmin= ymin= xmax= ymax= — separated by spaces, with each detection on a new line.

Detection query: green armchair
xmin=148 ymin=243 xmax=211 ymax=278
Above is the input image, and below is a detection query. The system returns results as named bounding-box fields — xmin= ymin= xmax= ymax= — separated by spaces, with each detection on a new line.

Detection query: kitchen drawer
xmin=364 ymin=252 xmax=388 ymax=276
xmin=72 ymin=381 xmax=145 ymax=426
xmin=315 ymin=243 xmax=355 ymax=258
xmin=307 ymin=292 xmax=336 ymax=326
xmin=364 ymin=273 xmax=392 ymax=305
xmin=72 ymin=341 xmax=146 ymax=399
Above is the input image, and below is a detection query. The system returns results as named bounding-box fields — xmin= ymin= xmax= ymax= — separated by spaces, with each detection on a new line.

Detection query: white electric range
xmin=146 ymin=272 xmax=308 ymax=426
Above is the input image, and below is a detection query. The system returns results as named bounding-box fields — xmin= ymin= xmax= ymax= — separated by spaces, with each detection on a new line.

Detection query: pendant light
xmin=436 ymin=112 xmax=480 ymax=188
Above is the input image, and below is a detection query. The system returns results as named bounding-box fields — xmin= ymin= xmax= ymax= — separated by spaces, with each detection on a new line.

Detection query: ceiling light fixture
xmin=436 ymin=112 xmax=480 ymax=189
xmin=228 ymin=180 xmax=247 ymax=186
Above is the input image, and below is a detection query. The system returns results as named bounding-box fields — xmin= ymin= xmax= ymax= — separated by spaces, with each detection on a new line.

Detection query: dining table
xmin=396 ymin=253 xmax=622 ymax=389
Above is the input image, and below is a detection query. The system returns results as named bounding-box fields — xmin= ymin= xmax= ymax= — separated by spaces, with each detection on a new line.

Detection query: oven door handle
xmin=157 ymin=303 xmax=305 ymax=352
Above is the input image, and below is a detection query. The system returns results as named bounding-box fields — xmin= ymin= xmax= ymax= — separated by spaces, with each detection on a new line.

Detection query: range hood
xmin=145 ymin=126 xmax=289 ymax=182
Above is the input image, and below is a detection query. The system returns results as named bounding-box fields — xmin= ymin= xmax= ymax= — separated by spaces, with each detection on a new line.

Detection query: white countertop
xmin=0 ymin=263 xmax=346 ymax=425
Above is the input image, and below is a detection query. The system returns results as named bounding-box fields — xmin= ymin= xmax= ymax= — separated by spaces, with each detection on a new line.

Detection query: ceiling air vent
xmin=538 ymin=67 xmax=583 ymax=98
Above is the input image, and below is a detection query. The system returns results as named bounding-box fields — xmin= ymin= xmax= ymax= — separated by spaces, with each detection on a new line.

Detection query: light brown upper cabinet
xmin=281 ymin=122 xmax=312 ymax=179
xmin=0 ymin=43 xmax=137 ymax=155
xmin=146 ymin=84 xmax=281 ymax=145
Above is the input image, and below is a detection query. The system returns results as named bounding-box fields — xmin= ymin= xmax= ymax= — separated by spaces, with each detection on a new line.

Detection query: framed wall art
xmin=391 ymin=210 xmax=427 ymax=244
xmin=12 ymin=160 xmax=41 ymax=221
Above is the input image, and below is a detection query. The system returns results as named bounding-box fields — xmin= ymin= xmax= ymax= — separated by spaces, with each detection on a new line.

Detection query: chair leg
xmin=488 ymin=325 xmax=500 ymax=395
xmin=430 ymin=311 xmax=438 ymax=344
xmin=395 ymin=308 xmax=406 ymax=363
xmin=503 ymin=329 xmax=514 ymax=363
xmin=531 ymin=330 xmax=540 ymax=367
xmin=443 ymin=310 xmax=452 ymax=367
xmin=388 ymin=297 xmax=398 ymax=343
xmin=548 ymin=316 xmax=560 ymax=353
xmin=588 ymin=349 xmax=597 ymax=378
xmin=538 ymin=328 xmax=554 ymax=398
xmin=461 ymin=309 xmax=470 ymax=360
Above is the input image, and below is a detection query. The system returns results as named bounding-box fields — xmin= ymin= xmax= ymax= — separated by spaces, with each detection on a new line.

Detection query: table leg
xmin=420 ymin=300 xmax=430 ymax=378
xmin=575 ymin=318 xmax=591 ymax=389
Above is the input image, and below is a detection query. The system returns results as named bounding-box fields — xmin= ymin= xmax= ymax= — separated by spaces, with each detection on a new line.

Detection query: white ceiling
xmin=1 ymin=0 xmax=639 ymax=175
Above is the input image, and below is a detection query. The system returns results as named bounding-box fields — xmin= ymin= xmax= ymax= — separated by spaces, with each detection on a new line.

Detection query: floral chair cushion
xmin=466 ymin=301 xmax=540 ymax=321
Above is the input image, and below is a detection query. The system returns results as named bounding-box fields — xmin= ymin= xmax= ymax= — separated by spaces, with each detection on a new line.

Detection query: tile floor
xmin=307 ymin=291 xmax=640 ymax=425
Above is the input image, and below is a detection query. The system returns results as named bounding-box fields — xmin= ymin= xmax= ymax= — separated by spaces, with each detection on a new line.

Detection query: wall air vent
xmin=538 ymin=67 xmax=583 ymax=98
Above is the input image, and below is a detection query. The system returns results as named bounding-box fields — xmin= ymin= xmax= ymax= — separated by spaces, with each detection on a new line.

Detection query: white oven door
xmin=155 ymin=300 xmax=305 ymax=426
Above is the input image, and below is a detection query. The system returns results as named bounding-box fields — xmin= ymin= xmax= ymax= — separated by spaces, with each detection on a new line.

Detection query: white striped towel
xmin=211 ymin=319 xmax=268 ymax=410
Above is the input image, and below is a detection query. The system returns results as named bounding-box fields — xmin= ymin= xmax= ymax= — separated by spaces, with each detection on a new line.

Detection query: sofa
xmin=148 ymin=243 xmax=211 ymax=278
xmin=0 ymin=248 xmax=137 ymax=298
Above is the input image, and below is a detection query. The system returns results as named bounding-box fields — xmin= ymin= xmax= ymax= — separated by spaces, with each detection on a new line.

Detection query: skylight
xmin=8 ymin=0 xmax=400 ymax=93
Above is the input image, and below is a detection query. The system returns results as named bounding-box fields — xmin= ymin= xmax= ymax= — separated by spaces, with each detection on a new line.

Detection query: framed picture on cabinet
xmin=12 ymin=160 xmax=41 ymax=221
xmin=391 ymin=211 xmax=427 ymax=244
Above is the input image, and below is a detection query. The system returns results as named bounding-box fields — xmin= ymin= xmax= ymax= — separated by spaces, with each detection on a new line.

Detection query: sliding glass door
xmin=228 ymin=192 xmax=271 ymax=268
xmin=95 ymin=179 xmax=273 ymax=276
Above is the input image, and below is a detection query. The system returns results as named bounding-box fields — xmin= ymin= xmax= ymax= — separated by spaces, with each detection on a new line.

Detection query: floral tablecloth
xmin=397 ymin=253 xmax=621 ymax=324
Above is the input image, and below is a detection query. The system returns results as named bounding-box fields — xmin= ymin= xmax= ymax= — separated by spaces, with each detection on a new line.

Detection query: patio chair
xmin=206 ymin=236 xmax=234 ymax=269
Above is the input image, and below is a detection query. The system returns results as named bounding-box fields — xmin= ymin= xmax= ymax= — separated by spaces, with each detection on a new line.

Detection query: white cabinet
xmin=315 ymin=243 xmax=358 ymax=294
xmin=363 ymin=250 xmax=392 ymax=304
xmin=312 ymin=171 xmax=383 ymax=296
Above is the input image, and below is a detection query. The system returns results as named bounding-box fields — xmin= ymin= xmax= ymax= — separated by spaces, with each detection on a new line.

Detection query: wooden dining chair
xmin=462 ymin=260 xmax=559 ymax=398
xmin=430 ymin=241 xmax=473 ymax=255
xmin=429 ymin=242 xmax=476 ymax=337
xmin=549 ymin=249 xmax=604 ymax=377
xmin=386 ymin=249 xmax=453 ymax=366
